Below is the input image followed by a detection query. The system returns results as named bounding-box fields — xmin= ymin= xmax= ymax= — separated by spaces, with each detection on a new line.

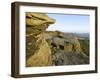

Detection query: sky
xmin=46 ymin=13 xmax=90 ymax=33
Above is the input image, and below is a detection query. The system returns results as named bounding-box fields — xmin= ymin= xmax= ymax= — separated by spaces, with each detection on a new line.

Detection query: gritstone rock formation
xmin=26 ymin=12 xmax=55 ymax=67
xmin=45 ymin=31 xmax=89 ymax=65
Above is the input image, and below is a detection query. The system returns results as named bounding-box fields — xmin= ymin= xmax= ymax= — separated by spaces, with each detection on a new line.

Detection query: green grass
xmin=79 ymin=39 xmax=89 ymax=56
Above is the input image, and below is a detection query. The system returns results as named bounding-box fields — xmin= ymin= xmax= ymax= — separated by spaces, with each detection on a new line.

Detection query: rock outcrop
xmin=26 ymin=12 xmax=55 ymax=67
xmin=45 ymin=31 xmax=82 ymax=53
xmin=45 ymin=31 xmax=89 ymax=65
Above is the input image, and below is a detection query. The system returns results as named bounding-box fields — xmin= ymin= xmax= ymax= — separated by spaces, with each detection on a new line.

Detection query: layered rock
xmin=26 ymin=12 xmax=55 ymax=67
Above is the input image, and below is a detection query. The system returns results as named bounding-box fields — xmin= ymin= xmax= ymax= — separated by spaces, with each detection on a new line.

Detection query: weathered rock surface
xmin=45 ymin=31 xmax=89 ymax=65
xmin=45 ymin=31 xmax=82 ymax=53
xmin=26 ymin=12 xmax=55 ymax=67
xmin=26 ymin=33 xmax=52 ymax=66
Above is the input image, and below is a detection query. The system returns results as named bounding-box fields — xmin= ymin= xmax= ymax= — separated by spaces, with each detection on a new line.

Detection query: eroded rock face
xmin=26 ymin=12 xmax=55 ymax=36
xmin=26 ymin=12 xmax=55 ymax=67
xmin=45 ymin=31 xmax=82 ymax=53
xmin=45 ymin=31 xmax=89 ymax=65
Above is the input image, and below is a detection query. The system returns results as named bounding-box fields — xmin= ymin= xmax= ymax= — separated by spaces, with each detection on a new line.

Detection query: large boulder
xmin=26 ymin=12 xmax=55 ymax=67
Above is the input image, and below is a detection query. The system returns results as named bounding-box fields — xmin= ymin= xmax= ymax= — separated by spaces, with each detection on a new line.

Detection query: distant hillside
xmin=74 ymin=33 xmax=89 ymax=40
